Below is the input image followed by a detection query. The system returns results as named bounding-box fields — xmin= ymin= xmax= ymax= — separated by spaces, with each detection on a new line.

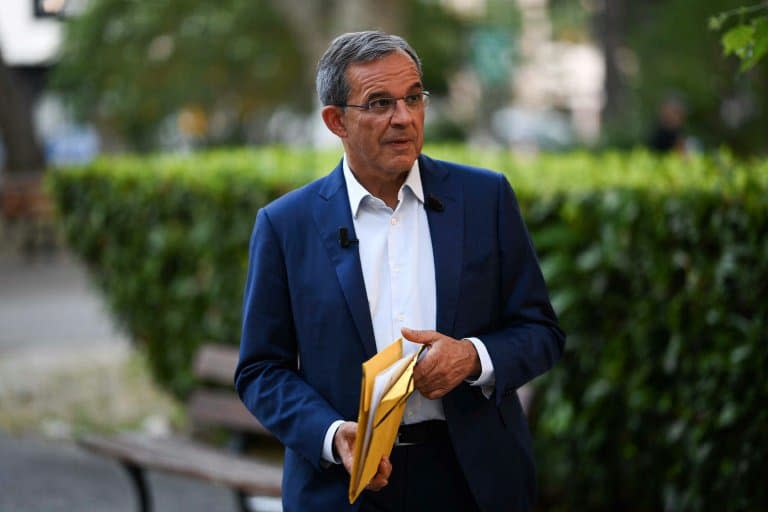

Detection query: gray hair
xmin=316 ymin=31 xmax=423 ymax=106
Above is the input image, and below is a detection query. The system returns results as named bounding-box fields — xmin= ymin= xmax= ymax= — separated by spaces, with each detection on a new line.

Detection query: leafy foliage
xmin=50 ymin=0 xmax=470 ymax=148
xmin=48 ymin=147 xmax=768 ymax=509
xmin=525 ymin=164 xmax=768 ymax=511
xmin=711 ymin=2 xmax=768 ymax=71
xmin=549 ymin=0 xmax=768 ymax=154
xmin=51 ymin=0 xmax=304 ymax=148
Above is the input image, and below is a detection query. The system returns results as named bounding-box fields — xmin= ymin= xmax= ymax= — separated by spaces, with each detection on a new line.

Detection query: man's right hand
xmin=333 ymin=421 xmax=392 ymax=491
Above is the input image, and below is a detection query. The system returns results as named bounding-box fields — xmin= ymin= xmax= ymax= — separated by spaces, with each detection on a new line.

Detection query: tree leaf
xmin=722 ymin=24 xmax=755 ymax=57
xmin=740 ymin=17 xmax=768 ymax=70
xmin=708 ymin=13 xmax=726 ymax=31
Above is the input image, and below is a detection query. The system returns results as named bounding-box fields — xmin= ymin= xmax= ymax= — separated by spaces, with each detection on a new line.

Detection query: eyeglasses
xmin=339 ymin=91 xmax=430 ymax=115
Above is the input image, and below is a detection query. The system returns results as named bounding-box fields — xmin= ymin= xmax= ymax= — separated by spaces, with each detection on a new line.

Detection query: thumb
xmin=401 ymin=327 xmax=438 ymax=345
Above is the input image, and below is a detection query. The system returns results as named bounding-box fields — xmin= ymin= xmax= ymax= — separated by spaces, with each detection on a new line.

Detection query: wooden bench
xmin=0 ymin=171 xmax=56 ymax=257
xmin=78 ymin=344 xmax=282 ymax=512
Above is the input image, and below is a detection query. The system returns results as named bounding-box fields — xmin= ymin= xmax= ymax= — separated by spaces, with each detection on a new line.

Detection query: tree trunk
xmin=594 ymin=0 xmax=628 ymax=127
xmin=0 ymin=50 xmax=46 ymax=174
xmin=266 ymin=0 xmax=406 ymax=103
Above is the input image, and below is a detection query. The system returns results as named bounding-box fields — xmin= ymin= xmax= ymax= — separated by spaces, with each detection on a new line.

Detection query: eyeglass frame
xmin=337 ymin=91 xmax=431 ymax=115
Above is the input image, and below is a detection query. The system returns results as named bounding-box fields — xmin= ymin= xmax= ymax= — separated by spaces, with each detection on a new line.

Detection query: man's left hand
xmin=401 ymin=327 xmax=481 ymax=399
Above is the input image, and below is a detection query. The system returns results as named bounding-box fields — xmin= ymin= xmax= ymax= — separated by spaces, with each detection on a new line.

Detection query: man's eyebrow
xmin=365 ymin=82 xmax=424 ymax=101
xmin=407 ymin=82 xmax=425 ymax=94
xmin=366 ymin=91 xmax=390 ymax=101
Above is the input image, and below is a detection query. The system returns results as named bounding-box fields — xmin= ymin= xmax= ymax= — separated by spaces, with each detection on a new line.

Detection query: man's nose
xmin=389 ymin=98 xmax=413 ymax=125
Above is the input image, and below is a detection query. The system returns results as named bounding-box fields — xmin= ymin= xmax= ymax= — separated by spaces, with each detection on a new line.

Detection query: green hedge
xmin=48 ymin=147 xmax=768 ymax=510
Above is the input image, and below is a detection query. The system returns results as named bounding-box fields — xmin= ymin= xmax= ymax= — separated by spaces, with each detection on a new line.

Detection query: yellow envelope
xmin=348 ymin=338 xmax=424 ymax=504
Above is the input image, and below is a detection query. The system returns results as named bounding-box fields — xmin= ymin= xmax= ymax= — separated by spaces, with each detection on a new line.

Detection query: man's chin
xmin=387 ymin=150 xmax=419 ymax=170
xmin=388 ymin=156 xmax=417 ymax=174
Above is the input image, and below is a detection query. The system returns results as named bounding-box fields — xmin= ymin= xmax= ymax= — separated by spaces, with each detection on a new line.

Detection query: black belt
xmin=395 ymin=420 xmax=448 ymax=446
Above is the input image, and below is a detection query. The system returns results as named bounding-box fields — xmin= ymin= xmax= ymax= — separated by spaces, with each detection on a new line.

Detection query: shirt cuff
xmin=464 ymin=337 xmax=495 ymax=399
xmin=322 ymin=420 xmax=346 ymax=464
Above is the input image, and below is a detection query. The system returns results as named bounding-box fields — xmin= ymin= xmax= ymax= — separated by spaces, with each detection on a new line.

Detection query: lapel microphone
xmin=338 ymin=227 xmax=358 ymax=248
xmin=426 ymin=194 xmax=445 ymax=212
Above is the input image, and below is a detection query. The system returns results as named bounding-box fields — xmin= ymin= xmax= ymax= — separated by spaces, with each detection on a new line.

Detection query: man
xmin=235 ymin=31 xmax=565 ymax=512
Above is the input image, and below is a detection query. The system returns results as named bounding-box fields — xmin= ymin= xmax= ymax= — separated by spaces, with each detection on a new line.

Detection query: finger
xmin=412 ymin=360 xmax=429 ymax=384
xmin=401 ymin=327 xmax=439 ymax=344
xmin=413 ymin=371 xmax=438 ymax=398
xmin=379 ymin=456 xmax=392 ymax=479
xmin=366 ymin=456 xmax=393 ymax=491
xmin=414 ymin=358 xmax=454 ymax=398
xmin=413 ymin=348 xmax=438 ymax=381
xmin=413 ymin=371 xmax=447 ymax=398
xmin=367 ymin=475 xmax=389 ymax=491
xmin=334 ymin=422 xmax=357 ymax=472
xmin=340 ymin=445 xmax=354 ymax=472
xmin=366 ymin=472 xmax=389 ymax=491
xmin=414 ymin=345 xmax=438 ymax=376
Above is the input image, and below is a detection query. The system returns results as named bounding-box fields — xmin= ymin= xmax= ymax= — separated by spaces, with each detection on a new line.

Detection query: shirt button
xmin=397 ymin=313 xmax=404 ymax=322
xmin=390 ymin=217 xmax=398 ymax=225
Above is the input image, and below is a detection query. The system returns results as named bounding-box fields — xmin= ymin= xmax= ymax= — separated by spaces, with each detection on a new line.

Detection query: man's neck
xmin=355 ymin=173 xmax=406 ymax=209
xmin=346 ymin=161 xmax=411 ymax=210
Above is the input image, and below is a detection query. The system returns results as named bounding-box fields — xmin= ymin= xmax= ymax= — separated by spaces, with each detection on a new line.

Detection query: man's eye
xmin=369 ymin=98 xmax=394 ymax=110
xmin=404 ymin=94 xmax=422 ymax=106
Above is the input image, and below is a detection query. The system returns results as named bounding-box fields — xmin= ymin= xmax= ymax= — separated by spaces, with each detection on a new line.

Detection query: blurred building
xmin=0 ymin=0 xmax=97 ymax=170
xmin=2 ymin=0 xmax=605 ymax=155
xmin=438 ymin=0 xmax=604 ymax=151
xmin=273 ymin=0 xmax=605 ymax=151
xmin=488 ymin=0 xmax=603 ymax=150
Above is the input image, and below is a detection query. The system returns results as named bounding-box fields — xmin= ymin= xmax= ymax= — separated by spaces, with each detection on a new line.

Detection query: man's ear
xmin=321 ymin=105 xmax=348 ymax=138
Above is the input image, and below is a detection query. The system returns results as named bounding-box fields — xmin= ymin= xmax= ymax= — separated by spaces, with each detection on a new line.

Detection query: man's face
xmin=340 ymin=50 xmax=425 ymax=181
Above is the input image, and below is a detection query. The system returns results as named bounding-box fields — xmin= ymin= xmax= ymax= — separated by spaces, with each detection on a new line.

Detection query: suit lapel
xmin=312 ymin=163 xmax=377 ymax=359
xmin=419 ymin=155 xmax=464 ymax=336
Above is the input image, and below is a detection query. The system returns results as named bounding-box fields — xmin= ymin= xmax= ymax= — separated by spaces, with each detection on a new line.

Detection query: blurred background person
xmin=647 ymin=94 xmax=688 ymax=153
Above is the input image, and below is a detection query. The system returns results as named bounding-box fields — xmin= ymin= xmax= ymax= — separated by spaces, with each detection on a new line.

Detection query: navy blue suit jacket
xmin=235 ymin=154 xmax=565 ymax=512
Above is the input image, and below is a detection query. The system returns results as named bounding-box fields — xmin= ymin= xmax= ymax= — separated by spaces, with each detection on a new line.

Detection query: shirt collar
xmin=342 ymin=155 xmax=424 ymax=218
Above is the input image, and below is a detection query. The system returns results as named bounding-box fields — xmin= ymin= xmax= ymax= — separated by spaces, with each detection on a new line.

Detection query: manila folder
xmin=348 ymin=338 xmax=422 ymax=504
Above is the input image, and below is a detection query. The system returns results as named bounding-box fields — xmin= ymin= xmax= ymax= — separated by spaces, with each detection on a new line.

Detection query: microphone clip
xmin=338 ymin=227 xmax=359 ymax=248
xmin=426 ymin=194 xmax=444 ymax=212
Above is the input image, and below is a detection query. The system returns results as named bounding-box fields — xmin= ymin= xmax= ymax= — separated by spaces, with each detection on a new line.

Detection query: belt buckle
xmin=395 ymin=430 xmax=417 ymax=447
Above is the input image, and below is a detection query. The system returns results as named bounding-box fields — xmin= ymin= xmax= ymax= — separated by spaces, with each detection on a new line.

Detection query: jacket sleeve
xmin=481 ymin=173 xmax=566 ymax=405
xmin=234 ymin=208 xmax=342 ymax=469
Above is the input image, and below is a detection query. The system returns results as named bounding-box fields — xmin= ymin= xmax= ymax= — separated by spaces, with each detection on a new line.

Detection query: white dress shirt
xmin=322 ymin=156 xmax=495 ymax=463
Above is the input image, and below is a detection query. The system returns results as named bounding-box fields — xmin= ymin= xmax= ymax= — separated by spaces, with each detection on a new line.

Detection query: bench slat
xmin=188 ymin=390 xmax=271 ymax=436
xmin=79 ymin=344 xmax=282 ymax=503
xmin=79 ymin=434 xmax=282 ymax=496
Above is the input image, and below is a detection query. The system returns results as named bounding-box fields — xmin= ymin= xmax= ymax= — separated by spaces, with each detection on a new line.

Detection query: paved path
xmin=0 ymin=246 xmax=133 ymax=403
xmin=0 ymin=431 xmax=238 ymax=512
xmin=0 ymin=239 xmax=280 ymax=511
xmin=0 ymin=243 xmax=127 ymax=354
